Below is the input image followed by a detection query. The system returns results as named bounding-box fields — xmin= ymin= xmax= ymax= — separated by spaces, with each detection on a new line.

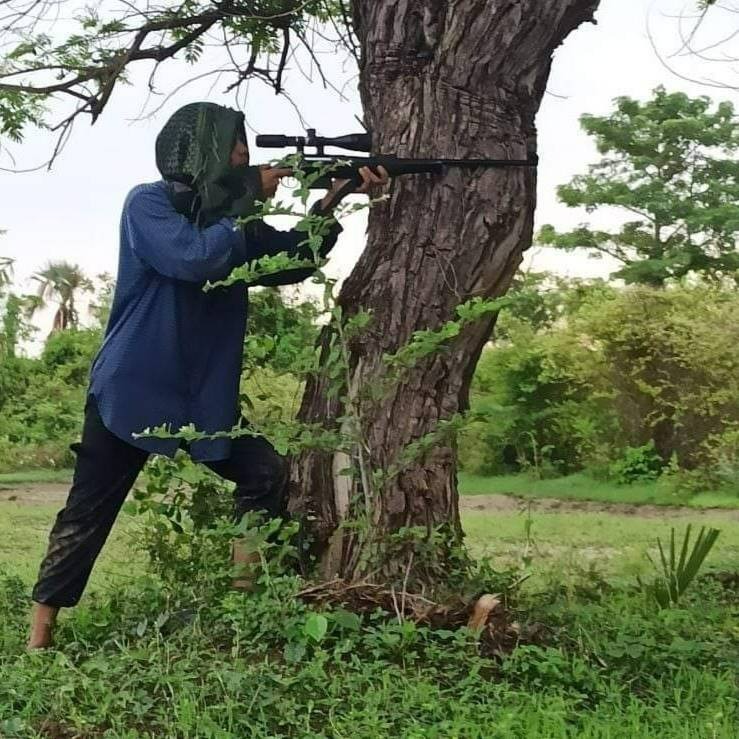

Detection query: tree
xmin=0 ymin=257 xmax=32 ymax=359
xmin=88 ymin=273 xmax=116 ymax=330
xmin=1 ymin=0 xmax=602 ymax=588
xmin=538 ymin=88 xmax=739 ymax=287
xmin=0 ymin=256 xmax=12 ymax=293
xmin=0 ymin=257 xmax=16 ymax=360
xmin=291 ymin=1 xmax=601 ymax=584
xmin=464 ymin=284 xmax=739 ymax=478
xmin=493 ymin=270 xmax=610 ymax=340
xmin=29 ymin=261 xmax=94 ymax=332
xmin=568 ymin=285 xmax=739 ymax=468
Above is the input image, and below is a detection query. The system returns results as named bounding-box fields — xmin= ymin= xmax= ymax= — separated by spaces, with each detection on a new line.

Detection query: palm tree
xmin=0 ymin=256 xmax=13 ymax=292
xmin=29 ymin=261 xmax=94 ymax=332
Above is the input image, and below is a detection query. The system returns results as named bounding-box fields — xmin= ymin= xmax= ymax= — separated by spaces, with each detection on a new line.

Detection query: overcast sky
xmin=1 ymin=0 xmax=737 ymax=338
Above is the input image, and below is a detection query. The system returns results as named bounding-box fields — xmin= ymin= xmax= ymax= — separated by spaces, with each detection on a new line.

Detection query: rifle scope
xmin=256 ymin=128 xmax=371 ymax=154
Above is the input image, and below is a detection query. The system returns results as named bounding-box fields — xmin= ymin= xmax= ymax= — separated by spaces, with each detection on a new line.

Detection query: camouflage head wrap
xmin=155 ymin=102 xmax=263 ymax=227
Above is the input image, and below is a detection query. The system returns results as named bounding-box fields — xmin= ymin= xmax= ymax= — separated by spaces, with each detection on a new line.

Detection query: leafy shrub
xmin=701 ymin=427 xmax=739 ymax=491
xmin=463 ymin=285 xmax=739 ymax=485
xmin=461 ymin=324 xmax=616 ymax=476
xmin=131 ymin=454 xmax=235 ymax=588
xmin=609 ymin=442 xmax=666 ymax=484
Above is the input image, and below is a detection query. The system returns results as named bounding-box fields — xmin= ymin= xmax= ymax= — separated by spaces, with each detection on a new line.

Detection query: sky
xmin=1 ymin=0 xmax=737 ymax=340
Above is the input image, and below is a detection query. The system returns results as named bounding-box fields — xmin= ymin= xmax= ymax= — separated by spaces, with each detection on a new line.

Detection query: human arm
xmin=244 ymin=200 xmax=343 ymax=287
xmin=125 ymin=185 xmax=247 ymax=283
xmin=247 ymin=166 xmax=389 ymax=287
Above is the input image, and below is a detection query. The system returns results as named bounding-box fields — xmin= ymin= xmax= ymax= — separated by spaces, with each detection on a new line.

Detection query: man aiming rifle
xmin=28 ymin=102 xmax=535 ymax=649
xmin=27 ymin=101 xmax=390 ymax=650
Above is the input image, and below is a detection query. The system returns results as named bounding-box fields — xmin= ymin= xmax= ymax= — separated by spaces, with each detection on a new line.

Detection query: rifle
xmin=256 ymin=129 xmax=537 ymax=205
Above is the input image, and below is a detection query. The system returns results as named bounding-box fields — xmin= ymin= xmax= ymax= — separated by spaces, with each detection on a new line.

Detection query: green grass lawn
xmin=3 ymin=499 xmax=736 ymax=603
xmin=464 ymin=508 xmax=739 ymax=585
xmin=1 ymin=500 xmax=737 ymax=738
xmin=0 ymin=503 xmax=146 ymax=588
xmin=459 ymin=471 xmax=739 ymax=509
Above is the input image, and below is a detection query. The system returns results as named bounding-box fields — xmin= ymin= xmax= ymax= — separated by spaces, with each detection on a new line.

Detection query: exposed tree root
xmin=298 ymin=580 xmax=548 ymax=656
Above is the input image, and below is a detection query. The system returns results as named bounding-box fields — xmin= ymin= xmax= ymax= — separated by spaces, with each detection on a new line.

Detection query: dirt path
xmin=460 ymin=493 xmax=739 ymax=520
xmin=2 ymin=482 xmax=739 ymax=520
xmin=0 ymin=483 xmax=69 ymax=506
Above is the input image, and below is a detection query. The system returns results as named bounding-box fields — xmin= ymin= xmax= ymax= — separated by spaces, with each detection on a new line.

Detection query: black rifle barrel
xmin=290 ymin=155 xmax=537 ymax=187
xmin=255 ymin=132 xmax=538 ymax=168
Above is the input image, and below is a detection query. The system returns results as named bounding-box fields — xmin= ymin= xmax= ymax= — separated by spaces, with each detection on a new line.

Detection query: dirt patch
xmin=459 ymin=493 xmax=739 ymax=520
xmin=0 ymin=483 xmax=69 ymax=506
xmin=2 ymin=483 xmax=739 ymax=520
xmin=38 ymin=719 xmax=102 ymax=739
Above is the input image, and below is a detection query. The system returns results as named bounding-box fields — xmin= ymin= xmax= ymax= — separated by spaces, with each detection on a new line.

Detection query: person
xmin=28 ymin=102 xmax=389 ymax=649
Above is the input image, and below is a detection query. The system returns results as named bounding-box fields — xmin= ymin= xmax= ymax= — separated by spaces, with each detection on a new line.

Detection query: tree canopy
xmin=539 ymin=87 xmax=739 ymax=286
xmin=0 ymin=1 xmax=352 ymax=161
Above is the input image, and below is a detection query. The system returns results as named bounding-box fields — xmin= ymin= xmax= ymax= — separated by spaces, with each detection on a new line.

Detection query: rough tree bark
xmin=290 ymin=0 xmax=601 ymax=584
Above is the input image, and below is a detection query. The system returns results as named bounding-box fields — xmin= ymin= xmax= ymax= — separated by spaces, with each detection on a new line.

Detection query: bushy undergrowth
xmin=460 ymin=284 xmax=739 ymax=497
xmin=0 ymin=330 xmax=98 ymax=470
xmin=2 ymin=468 xmax=738 ymax=738
xmin=1 ymin=562 xmax=737 ymax=737
xmin=3 ymin=279 xmax=739 ymax=503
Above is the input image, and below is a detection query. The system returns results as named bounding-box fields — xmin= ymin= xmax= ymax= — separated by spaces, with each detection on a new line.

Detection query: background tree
xmin=0 ymin=257 xmax=35 ymax=360
xmin=653 ymin=0 xmax=738 ymax=93
xmin=538 ymin=87 xmax=739 ymax=286
xmin=88 ymin=273 xmax=115 ymax=330
xmin=0 ymin=256 xmax=12 ymax=291
xmin=29 ymin=261 xmax=93 ymax=332
xmin=493 ymin=271 xmax=611 ymax=341
xmin=460 ymin=282 xmax=739 ymax=481
xmin=0 ymin=256 xmax=16 ymax=361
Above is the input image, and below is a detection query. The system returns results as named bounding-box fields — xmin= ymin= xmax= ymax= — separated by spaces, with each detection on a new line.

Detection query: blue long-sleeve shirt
xmin=89 ymin=181 xmax=339 ymax=461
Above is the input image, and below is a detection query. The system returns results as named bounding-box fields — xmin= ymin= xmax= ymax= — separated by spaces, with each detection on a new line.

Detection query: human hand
xmin=319 ymin=166 xmax=390 ymax=211
xmin=259 ymin=165 xmax=292 ymax=198
xmin=333 ymin=165 xmax=390 ymax=196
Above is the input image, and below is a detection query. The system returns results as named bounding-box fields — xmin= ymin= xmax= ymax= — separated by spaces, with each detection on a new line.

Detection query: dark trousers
xmin=32 ymin=398 xmax=287 ymax=608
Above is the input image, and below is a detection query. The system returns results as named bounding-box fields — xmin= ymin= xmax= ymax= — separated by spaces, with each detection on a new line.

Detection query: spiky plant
xmin=0 ymin=256 xmax=13 ymax=292
xmin=638 ymin=524 xmax=721 ymax=608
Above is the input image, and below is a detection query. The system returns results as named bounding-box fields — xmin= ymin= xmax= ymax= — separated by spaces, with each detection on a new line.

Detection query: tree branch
xmin=0 ymin=0 xmax=348 ymax=152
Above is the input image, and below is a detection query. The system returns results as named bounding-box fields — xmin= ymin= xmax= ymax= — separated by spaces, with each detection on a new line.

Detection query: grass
xmin=3 ymin=500 xmax=737 ymax=589
xmin=459 ymin=471 xmax=739 ymax=509
xmin=464 ymin=508 xmax=739 ymax=585
xmin=0 ymin=503 xmax=145 ymax=586
xmin=1 ymin=499 xmax=737 ymax=737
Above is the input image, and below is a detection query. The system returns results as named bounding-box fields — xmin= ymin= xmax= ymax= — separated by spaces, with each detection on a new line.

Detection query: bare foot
xmin=27 ymin=603 xmax=59 ymax=650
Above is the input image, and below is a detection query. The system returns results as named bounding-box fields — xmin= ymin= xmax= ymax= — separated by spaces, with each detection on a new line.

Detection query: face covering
xmin=155 ymin=102 xmax=264 ymax=227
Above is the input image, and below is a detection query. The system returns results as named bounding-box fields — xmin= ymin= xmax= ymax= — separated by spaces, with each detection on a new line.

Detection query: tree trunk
xmin=290 ymin=0 xmax=600 ymax=585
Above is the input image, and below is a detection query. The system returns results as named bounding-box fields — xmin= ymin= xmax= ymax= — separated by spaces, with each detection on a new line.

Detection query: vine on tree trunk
xmin=139 ymin=156 xmax=506 ymax=588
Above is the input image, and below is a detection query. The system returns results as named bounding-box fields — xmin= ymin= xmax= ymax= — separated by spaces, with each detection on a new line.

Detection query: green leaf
xmin=283 ymin=641 xmax=307 ymax=663
xmin=303 ymin=612 xmax=328 ymax=643
xmin=330 ymin=609 xmax=361 ymax=632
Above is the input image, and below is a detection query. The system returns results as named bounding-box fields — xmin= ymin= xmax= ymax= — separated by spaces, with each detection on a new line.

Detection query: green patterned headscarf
xmin=155 ymin=102 xmax=263 ymax=227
